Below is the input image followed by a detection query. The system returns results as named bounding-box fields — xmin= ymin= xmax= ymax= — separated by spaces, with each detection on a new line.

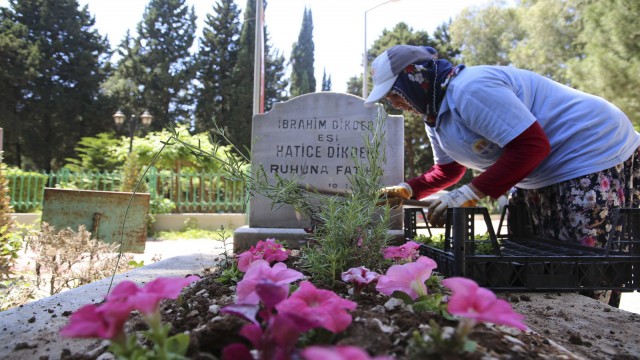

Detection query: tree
xmin=289 ymin=7 xmax=315 ymax=96
xmin=227 ymin=0 xmax=287 ymax=155
xmin=225 ymin=0 xmax=258 ymax=155
xmin=64 ymin=133 xmax=122 ymax=172
xmin=568 ymin=0 xmax=640 ymax=126
xmin=263 ymin=36 xmax=289 ymax=110
xmin=449 ymin=1 xmax=522 ymax=66
xmin=194 ymin=0 xmax=241 ymax=133
xmin=0 ymin=7 xmax=38 ymax=168
xmin=0 ymin=0 xmax=110 ymax=171
xmin=346 ymin=75 xmax=361 ymax=96
xmin=104 ymin=0 xmax=196 ymax=132
xmin=509 ymin=0 xmax=581 ymax=84
xmin=321 ymin=69 xmax=332 ymax=91
xmin=432 ymin=20 xmax=461 ymax=61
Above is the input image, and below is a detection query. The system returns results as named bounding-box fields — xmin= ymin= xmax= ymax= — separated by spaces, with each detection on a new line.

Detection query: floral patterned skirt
xmin=509 ymin=147 xmax=640 ymax=249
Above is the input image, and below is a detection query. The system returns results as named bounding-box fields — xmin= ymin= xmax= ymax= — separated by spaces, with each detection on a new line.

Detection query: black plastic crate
xmin=408 ymin=205 xmax=640 ymax=291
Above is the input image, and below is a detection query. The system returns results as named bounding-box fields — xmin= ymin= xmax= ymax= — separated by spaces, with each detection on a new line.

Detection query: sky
xmin=1 ymin=0 xmax=497 ymax=92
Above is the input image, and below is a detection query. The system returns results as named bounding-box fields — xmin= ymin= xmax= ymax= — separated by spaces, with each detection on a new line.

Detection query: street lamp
xmin=363 ymin=0 xmax=402 ymax=99
xmin=113 ymin=109 xmax=153 ymax=153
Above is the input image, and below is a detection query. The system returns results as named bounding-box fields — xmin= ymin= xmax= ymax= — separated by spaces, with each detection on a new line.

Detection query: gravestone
xmin=233 ymin=93 xmax=404 ymax=251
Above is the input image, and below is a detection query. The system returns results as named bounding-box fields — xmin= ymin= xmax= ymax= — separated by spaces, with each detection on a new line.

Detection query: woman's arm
xmin=406 ymin=161 xmax=467 ymax=200
xmin=471 ymin=121 xmax=551 ymax=199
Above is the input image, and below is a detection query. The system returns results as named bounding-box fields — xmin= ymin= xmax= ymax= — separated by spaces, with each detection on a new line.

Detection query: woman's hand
xmin=426 ymin=185 xmax=480 ymax=226
xmin=378 ymin=182 xmax=412 ymax=200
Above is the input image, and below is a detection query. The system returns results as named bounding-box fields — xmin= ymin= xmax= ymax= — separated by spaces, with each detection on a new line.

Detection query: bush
xmin=25 ymin=222 xmax=134 ymax=296
xmin=0 ymin=225 xmax=23 ymax=278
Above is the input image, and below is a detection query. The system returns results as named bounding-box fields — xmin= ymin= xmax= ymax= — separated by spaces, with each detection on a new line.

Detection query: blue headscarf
xmin=391 ymin=59 xmax=465 ymax=126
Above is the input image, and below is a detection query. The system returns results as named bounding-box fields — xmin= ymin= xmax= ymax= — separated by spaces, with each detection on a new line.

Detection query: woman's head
xmin=364 ymin=45 xmax=438 ymax=107
xmin=365 ymin=45 xmax=460 ymax=124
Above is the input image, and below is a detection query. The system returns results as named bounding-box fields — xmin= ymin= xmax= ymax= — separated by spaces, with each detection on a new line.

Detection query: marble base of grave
xmin=232 ymin=225 xmax=405 ymax=253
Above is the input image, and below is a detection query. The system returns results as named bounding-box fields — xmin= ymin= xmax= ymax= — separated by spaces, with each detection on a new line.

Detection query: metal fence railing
xmin=5 ymin=167 xmax=246 ymax=213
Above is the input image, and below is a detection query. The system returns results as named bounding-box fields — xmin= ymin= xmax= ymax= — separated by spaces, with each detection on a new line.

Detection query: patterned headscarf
xmin=391 ymin=59 xmax=465 ymax=126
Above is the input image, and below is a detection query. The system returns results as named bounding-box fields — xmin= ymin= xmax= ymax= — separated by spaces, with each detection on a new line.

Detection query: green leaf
xmin=391 ymin=290 xmax=415 ymax=304
xmin=166 ymin=333 xmax=191 ymax=358
xmin=463 ymin=339 xmax=478 ymax=353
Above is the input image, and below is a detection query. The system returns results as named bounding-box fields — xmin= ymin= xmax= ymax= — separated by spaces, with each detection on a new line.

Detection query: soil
xmin=58 ymin=252 xmax=640 ymax=360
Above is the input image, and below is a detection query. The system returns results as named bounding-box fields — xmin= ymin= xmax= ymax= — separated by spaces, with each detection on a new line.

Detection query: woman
xmin=369 ymin=45 xmax=640 ymax=252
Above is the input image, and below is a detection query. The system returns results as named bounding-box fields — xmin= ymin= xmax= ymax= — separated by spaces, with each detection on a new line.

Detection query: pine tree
xmin=0 ymin=0 xmax=109 ymax=170
xmin=0 ymin=8 xmax=38 ymax=168
xmin=104 ymin=0 xmax=196 ymax=132
xmin=289 ymin=8 xmax=315 ymax=96
xmin=194 ymin=0 xmax=241 ymax=133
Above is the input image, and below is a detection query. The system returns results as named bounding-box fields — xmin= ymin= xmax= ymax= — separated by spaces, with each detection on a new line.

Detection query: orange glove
xmin=377 ymin=182 xmax=412 ymax=209
xmin=379 ymin=182 xmax=412 ymax=199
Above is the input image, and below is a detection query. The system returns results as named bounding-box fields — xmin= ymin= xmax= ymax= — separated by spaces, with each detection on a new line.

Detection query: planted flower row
xmin=61 ymin=238 xmax=527 ymax=359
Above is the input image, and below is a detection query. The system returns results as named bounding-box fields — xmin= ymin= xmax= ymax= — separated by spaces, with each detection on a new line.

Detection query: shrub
xmin=25 ymin=222 xmax=134 ymax=296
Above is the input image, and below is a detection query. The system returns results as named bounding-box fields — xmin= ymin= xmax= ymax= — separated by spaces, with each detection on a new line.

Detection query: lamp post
xmin=113 ymin=109 xmax=153 ymax=153
xmin=363 ymin=0 xmax=402 ymax=99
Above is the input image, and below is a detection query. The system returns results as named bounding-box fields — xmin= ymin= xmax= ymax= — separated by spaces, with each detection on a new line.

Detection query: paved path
xmin=131 ymin=238 xmax=228 ymax=266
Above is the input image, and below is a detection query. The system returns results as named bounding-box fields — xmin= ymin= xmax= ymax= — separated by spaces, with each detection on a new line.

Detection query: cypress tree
xmin=321 ymin=68 xmax=332 ymax=91
xmin=289 ymin=8 xmax=315 ymax=96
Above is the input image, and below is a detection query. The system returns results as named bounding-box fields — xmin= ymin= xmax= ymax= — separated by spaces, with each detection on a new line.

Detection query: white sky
xmin=2 ymin=0 xmax=496 ymax=92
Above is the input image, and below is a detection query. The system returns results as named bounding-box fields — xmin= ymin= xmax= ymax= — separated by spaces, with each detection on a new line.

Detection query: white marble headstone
xmin=249 ymin=92 xmax=404 ymax=228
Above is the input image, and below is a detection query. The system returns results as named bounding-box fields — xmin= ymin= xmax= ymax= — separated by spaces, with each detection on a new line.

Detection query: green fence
xmin=5 ymin=167 xmax=246 ymax=213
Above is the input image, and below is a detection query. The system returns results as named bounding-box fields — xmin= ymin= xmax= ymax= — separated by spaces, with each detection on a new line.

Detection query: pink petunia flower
xmin=376 ymin=256 xmax=437 ymax=300
xmin=442 ymin=277 xmax=527 ymax=331
xmin=341 ymin=266 xmax=380 ymax=285
xmin=236 ymin=259 xmax=303 ymax=304
xmin=382 ymin=241 xmax=421 ymax=263
xmin=107 ymin=275 xmax=200 ymax=315
xmin=237 ymin=238 xmax=291 ymax=272
xmin=232 ymin=314 xmax=302 ymax=359
xmin=221 ymin=343 xmax=254 ymax=360
xmin=341 ymin=266 xmax=380 ymax=295
xmin=301 ymin=345 xmax=393 ymax=360
xmin=60 ymin=300 xmax=132 ymax=340
xmin=276 ymin=281 xmax=357 ymax=333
